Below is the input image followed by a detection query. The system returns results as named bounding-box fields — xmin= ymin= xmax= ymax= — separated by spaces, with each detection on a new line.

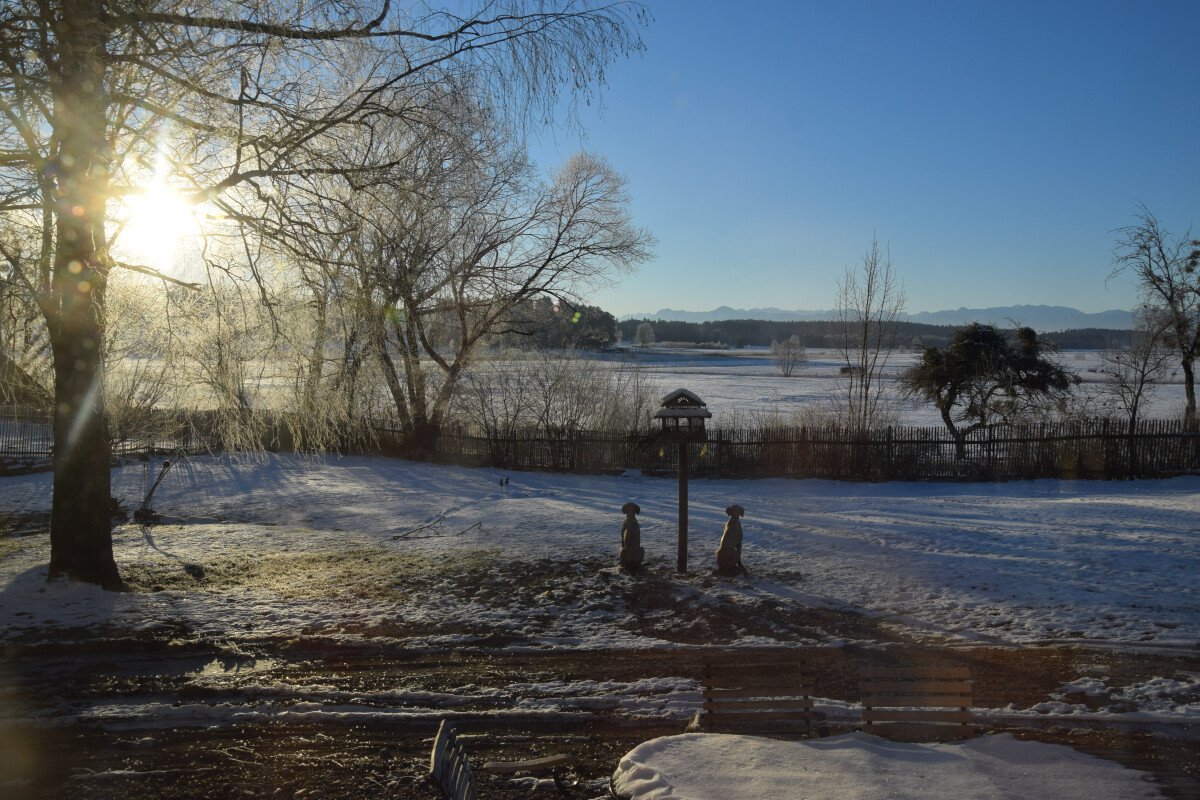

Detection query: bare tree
xmin=0 ymin=0 xmax=647 ymax=587
xmin=457 ymin=349 xmax=655 ymax=437
xmin=0 ymin=229 xmax=51 ymax=407
xmin=1098 ymin=305 xmax=1174 ymax=436
xmin=458 ymin=354 xmax=534 ymax=442
xmin=102 ymin=279 xmax=179 ymax=451
xmin=344 ymin=133 xmax=652 ymax=449
xmin=1111 ymin=207 xmax=1200 ymax=428
xmin=771 ymin=334 xmax=806 ymax=377
xmin=834 ymin=238 xmax=906 ymax=434
xmin=634 ymin=322 xmax=655 ymax=346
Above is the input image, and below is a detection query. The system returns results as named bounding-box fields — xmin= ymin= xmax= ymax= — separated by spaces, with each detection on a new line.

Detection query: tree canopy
xmin=899 ymin=323 xmax=1076 ymax=450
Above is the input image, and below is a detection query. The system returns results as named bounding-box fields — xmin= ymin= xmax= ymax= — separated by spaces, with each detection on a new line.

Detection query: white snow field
xmin=611 ymin=732 xmax=1165 ymax=800
xmin=596 ymin=347 xmax=1186 ymax=425
xmin=1 ymin=453 xmax=1197 ymax=651
xmin=2 ymin=455 xmax=1199 ymax=741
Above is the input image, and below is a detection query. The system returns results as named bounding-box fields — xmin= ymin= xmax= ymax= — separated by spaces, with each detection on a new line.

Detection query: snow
xmin=611 ymin=732 xmax=1164 ymax=799
xmin=2 ymin=454 xmax=1198 ymax=652
xmin=604 ymin=348 xmax=1186 ymax=425
xmin=2 ymin=453 xmax=1199 ymax=733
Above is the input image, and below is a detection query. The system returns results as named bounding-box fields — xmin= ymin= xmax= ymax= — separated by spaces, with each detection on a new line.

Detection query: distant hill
xmin=622 ymin=304 xmax=1133 ymax=332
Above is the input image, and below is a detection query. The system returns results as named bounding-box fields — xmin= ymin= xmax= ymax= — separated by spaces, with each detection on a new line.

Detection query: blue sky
xmin=531 ymin=0 xmax=1199 ymax=317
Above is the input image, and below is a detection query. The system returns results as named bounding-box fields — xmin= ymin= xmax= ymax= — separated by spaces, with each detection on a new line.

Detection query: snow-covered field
xmin=2 ymin=454 xmax=1197 ymax=651
xmin=2 ymin=454 xmax=1198 ymax=780
xmin=604 ymin=347 xmax=1187 ymax=425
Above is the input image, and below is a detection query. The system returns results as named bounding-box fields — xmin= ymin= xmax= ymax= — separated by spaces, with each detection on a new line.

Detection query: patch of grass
xmin=121 ymin=549 xmax=433 ymax=600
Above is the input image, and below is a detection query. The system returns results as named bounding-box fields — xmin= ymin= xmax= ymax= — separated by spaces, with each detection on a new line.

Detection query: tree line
xmin=616 ymin=318 xmax=1133 ymax=351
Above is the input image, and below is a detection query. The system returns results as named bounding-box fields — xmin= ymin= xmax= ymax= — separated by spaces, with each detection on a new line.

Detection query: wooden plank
xmin=428 ymin=722 xmax=451 ymax=780
xmin=706 ymin=686 xmax=813 ymax=695
xmin=862 ymin=694 xmax=972 ymax=708
xmin=704 ymin=710 xmax=821 ymax=722
xmin=704 ymin=698 xmax=814 ymax=710
xmin=703 ymin=660 xmax=813 ymax=673
xmin=708 ymin=722 xmax=816 ymax=734
xmin=862 ymin=709 xmax=974 ymax=723
xmin=704 ymin=674 xmax=815 ymax=690
xmin=482 ymin=754 xmax=576 ymax=775
xmin=860 ymin=680 xmax=973 ymax=694
xmin=700 ymin=652 xmax=811 ymax=666
xmin=703 ymin=672 xmax=813 ymax=685
xmin=860 ymin=667 xmax=971 ymax=680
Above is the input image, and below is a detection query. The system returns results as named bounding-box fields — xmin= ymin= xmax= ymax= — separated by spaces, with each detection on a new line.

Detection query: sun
xmin=117 ymin=180 xmax=203 ymax=276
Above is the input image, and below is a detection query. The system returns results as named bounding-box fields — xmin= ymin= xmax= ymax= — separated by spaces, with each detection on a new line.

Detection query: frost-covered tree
xmin=771 ymin=335 xmax=806 ymax=377
xmin=0 ymin=0 xmax=647 ymax=587
xmin=336 ymin=124 xmax=651 ymax=449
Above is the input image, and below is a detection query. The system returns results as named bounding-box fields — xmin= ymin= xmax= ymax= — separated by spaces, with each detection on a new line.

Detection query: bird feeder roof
xmin=660 ymin=388 xmax=707 ymax=407
xmin=655 ymin=388 xmax=712 ymax=419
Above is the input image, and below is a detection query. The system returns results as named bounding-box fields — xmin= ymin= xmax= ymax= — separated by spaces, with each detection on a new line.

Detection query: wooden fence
xmin=377 ymin=419 xmax=1200 ymax=482
xmin=4 ymin=405 xmax=1199 ymax=482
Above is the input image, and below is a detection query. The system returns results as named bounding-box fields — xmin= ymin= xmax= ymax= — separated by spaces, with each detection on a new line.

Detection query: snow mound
xmin=611 ymin=732 xmax=1163 ymax=799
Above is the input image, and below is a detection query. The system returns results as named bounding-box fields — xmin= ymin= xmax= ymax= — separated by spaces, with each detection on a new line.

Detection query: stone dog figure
xmin=619 ymin=502 xmax=645 ymax=571
xmin=715 ymin=504 xmax=747 ymax=576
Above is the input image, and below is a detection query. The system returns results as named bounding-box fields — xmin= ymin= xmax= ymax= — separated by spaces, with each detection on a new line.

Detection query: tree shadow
xmin=0 ymin=564 xmax=121 ymax=642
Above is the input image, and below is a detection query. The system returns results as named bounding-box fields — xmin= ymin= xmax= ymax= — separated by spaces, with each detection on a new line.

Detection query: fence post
xmin=885 ymin=426 xmax=893 ymax=481
xmin=986 ymin=424 xmax=994 ymax=480
xmin=716 ymin=428 xmax=724 ymax=478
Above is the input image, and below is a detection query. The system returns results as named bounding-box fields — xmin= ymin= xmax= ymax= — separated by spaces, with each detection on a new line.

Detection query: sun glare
xmin=119 ymin=181 xmax=202 ymax=276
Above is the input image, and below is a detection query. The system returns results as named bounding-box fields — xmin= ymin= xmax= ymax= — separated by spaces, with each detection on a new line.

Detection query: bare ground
xmin=2 ymin=510 xmax=1197 ymax=798
xmin=3 ymin=630 xmax=1199 ymax=799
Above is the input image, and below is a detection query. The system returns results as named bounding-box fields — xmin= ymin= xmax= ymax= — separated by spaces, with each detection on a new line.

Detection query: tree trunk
xmin=938 ymin=405 xmax=967 ymax=460
xmin=1182 ymin=357 xmax=1196 ymax=430
xmin=48 ymin=317 xmax=119 ymax=588
xmin=46 ymin=0 xmax=120 ymax=589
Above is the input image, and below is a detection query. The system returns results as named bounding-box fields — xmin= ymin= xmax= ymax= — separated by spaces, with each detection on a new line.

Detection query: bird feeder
xmin=654 ymin=388 xmax=711 ymax=443
xmin=655 ymin=389 xmax=712 ymax=572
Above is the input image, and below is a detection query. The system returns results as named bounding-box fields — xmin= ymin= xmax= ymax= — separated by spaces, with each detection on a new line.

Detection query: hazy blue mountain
xmin=622 ymin=304 xmax=1133 ymax=331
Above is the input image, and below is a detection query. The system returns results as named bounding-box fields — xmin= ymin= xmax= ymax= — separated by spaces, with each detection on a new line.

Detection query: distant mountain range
xmin=621 ymin=304 xmax=1134 ymax=332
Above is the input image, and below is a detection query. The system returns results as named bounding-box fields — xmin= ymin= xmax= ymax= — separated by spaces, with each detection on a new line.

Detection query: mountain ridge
xmin=620 ymin=304 xmax=1133 ymax=331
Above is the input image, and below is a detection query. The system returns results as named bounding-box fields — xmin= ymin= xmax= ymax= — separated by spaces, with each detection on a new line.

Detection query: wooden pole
xmin=678 ymin=441 xmax=688 ymax=573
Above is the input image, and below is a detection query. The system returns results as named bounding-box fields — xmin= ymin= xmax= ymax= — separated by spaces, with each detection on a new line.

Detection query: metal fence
xmin=0 ymin=405 xmax=216 ymax=474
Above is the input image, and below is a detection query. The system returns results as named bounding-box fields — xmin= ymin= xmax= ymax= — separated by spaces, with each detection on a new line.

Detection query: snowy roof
xmin=659 ymin=388 xmax=707 ymax=408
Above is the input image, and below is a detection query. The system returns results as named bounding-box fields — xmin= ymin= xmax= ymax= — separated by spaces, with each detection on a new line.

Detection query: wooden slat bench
xmin=693 ymin=651 xmax=823 ymax=736
xmin=860 ymin=666 xmax=975 ymax=741
xmin=427 ymin=721 xmax=578 ymax=799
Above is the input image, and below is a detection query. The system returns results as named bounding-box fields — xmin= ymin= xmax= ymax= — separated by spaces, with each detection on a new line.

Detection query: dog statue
xmin=619 ymin=502 xmax=645 ymax=571
xmin=715 ymin=504 xmax=746 ymax=576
